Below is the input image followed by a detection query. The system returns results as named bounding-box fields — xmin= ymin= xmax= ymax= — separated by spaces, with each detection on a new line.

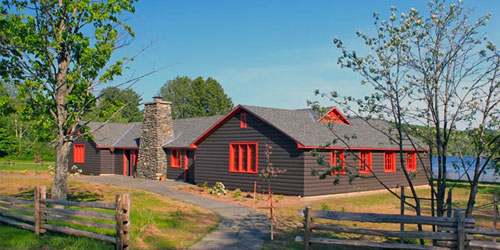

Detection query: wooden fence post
xmin=34 ymin=186 xmax=40 ymax=235
xmin=494 ymin=187 xmax=498 ymax=243
xmin=304 ymin=205 xmax=312 ymax=250
xmin=39 ymin=186 xmax=46 ymax=233
xmin=455 ymin=208 xmax=465 ymax=250
xmin=447 ymin=189 xmax=453 ymax=218
xmin=400 ymin=186 xmax=405 ymax=243
xmin=115 ymin=194 xmax=130 ymax=250
xmin=34 ymin=186 xmax=47 ymax=235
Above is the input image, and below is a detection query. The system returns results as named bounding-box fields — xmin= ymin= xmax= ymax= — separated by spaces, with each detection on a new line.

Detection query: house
xmin=69 ymin=97 xmax=429 ymax=196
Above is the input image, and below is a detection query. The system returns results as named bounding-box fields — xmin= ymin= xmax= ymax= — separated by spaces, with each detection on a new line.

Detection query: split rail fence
xmin=0 ymin=186 xmax=130 ymax=250
xmin=296 ymin=205 xmax=474 ymax=250
xmin=401 ymin=186 xmax=500 ymax=249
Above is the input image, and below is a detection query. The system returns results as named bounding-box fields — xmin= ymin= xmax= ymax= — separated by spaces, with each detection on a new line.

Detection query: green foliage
xmin=0 ymin=0 xmax=139 ymax=198
xmin=159 ymin=76 xmax=234 ymax=119
xmin=233 ymin=188 xmax=242 ymax=199
xmin=84 ymin=87 xmax=142 ymax=123
xmin=321 ymin=203 xmax=330 ymax=211
xmin=210 ymin=182 xmax=227 ymax=196
xmin=201 ymin=182 xmax=209 ymax=189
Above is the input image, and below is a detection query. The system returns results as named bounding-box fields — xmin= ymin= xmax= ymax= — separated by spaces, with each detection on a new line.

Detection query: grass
xmin=0 ymin=176 xmax=219 ymax=250
xmin=0 ymin=159 xmax=52 ymax=173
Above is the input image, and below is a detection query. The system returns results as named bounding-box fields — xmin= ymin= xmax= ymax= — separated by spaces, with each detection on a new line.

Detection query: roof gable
xmin=317 ymin=107 xmax=351 ymax=125
xmin=190 ymin=105 xmax=305 ymax=148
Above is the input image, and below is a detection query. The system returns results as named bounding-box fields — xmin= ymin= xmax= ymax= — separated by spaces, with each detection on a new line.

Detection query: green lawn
xmin=0 ymin=159 xmax=52 ymax=173
xmin=0 ymin=226 xmax=112 ymax=250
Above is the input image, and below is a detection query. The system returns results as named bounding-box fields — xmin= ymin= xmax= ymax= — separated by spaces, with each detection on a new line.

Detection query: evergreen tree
xmin=159 ymin=76 xmax=234 ymax=119
xmin=85 ymin=87 xmax=143 ymax=123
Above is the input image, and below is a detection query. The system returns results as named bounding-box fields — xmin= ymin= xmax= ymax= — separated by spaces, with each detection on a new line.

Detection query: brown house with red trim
xmin=69 ymin=98 xmax=429 ymax=196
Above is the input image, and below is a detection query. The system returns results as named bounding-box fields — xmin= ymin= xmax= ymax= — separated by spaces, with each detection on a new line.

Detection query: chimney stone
xmin=136 ymin=97 xmax=173 ymax=179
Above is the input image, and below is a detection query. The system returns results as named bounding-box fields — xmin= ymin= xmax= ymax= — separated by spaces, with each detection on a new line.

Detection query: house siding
xmin=195 ymin=110 xmax=305 ymax=196
xmin=113 ymin=149 xmax=124 ymax=175
xmin=99 ymin=149 xmax=114 ymax=174
xmin=304 ymin=150 xmax=430 ymax=196
xmin=68 ymin=137 xmax=101 ymax=175
xmin=166 ymin=149 xmax=186 ymax=180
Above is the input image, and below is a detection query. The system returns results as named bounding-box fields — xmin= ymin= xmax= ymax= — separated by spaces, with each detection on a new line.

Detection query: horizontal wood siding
xmin=68 ymin=137 xmax=101 ymax=175
xmin=166 ymin=149 xmax=185 ymax=180
xmin=99 ymin=149 xmax=114 ymax=174
xmin=304 ymin=150 xmax=430 ymax=196
xmin=196 ymin=110 xmax=305 ymax=196
xmin=113 ymin=149 xmax=124 ymax=175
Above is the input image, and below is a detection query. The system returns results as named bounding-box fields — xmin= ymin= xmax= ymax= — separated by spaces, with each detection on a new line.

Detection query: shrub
xmin=71 ymin=165 xmax=83 ymax=176
xmin=210 ymin=182 xmax=227 ymax=196
xmin=233 ymin=189 xmax=241 ymax=199
xmin=321 ymin=203 xmax=330 ymax=211
xmin=201 ymin=182 xmax=209 ymax=189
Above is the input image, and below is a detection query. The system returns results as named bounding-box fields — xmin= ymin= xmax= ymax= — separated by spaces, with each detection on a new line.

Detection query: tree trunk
xmin=466 ymin=181 xmax=479 ymax=218
xmin=51 ymin=140 xmax=70 ymax=200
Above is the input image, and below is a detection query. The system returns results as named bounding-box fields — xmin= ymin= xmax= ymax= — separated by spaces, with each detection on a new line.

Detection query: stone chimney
xmin=136 ymin=96 xmax=174 ymax=179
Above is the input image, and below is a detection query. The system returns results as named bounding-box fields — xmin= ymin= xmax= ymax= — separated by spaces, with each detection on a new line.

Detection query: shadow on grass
xmin=11 ymin=187 xmax=103 ymax=202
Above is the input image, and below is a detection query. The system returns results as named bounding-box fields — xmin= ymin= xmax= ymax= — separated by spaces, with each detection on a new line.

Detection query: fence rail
xmin=296 ymin=205 xmax=470 ymax=250
xmin=0 ymin=186 xmax=130 ymax=250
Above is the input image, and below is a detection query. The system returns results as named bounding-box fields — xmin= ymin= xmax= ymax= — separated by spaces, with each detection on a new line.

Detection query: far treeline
xmin=0 ymin=76 xmax=233 ymax=160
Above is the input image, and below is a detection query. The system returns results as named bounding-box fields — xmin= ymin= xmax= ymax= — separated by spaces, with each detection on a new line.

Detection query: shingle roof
xmin=242 ymin=105 xmax=426 ymax=149
xmin=83 ymin=115 xmax=223 ymax=148
xmin=84 ymin=105 xmax=426 ymax=150
xmin=163 ymin=115 xmax=224 ymax=148
xmin=85 ymin=122 xmax=137 ymax=148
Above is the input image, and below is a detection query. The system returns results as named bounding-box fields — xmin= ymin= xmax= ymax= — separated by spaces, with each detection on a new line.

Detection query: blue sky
xmin=110 ymin=0 xmax=500 ymax=109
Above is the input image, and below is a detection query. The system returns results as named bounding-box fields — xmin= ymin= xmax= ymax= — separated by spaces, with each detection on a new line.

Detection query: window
xmin=171 ymin=149 xmax=181 ymax=168
xmin=330 ymin=151 xmax=345 ymax=175
xmin=240 ymin=112 xmax=247 ymax=128
xmin=359 ymin=151 xmax=372 ymax=174
xmin=406 ymin=152 xmax=417 ymax=171
xmin=384 ymin=152 xmax=396 ymax=173
xmin=73 ymin=144 xmax=85 ymax=163
xmin=229 ymin=142 xmax=258 ymax=173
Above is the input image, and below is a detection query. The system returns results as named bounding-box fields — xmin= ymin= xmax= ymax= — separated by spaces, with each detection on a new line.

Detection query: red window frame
xmin=240 ymin=112 xmax=247 ymax=128
xmin=171 ymin=149 xmax=182 ymax=168
xmin=229 ymin=142 xmax=258 ymax=174
xmin=359 ymin=151 xmax=372 ymax=174
xmin=406 ymin=152 xmax=417 ymax=172
xmin=330 ymin=151 xmax=345 ymax=175
xmin=73 ymin=144 xmax=85 ymax=163
xmin=384 ymin=152 xmax=396 ymax=173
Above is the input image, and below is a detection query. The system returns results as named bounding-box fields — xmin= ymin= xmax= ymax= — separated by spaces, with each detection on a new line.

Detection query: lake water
xmin=431 ymin=156 xmax=499 ymax=183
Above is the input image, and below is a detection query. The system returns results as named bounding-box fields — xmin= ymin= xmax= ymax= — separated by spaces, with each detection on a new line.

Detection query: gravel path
xmin=80 ymin=175 xmax=269 ymax=250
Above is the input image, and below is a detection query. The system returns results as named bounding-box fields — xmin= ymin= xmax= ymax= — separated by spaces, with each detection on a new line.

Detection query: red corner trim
xmin=190 ymin=105 xmax=306 ymax=148
xmin=184 ymin=150 xmax=188 ymax=181
xmin=122 ymin=151 xmax=127 ymax=176
xmin=317 ymin=107 xmax=352 ymax=125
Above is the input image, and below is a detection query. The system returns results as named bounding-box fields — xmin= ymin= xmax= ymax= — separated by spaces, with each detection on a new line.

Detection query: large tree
xmin=0 ymin=0 xmax=138 ymax=199
xmin=315 ymin=0 xmax=499 ymax=219
xmin=159 ymin=76 xmax=234 ymax=119
xmin=84 ymin=87 xmax=143 ymax=123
